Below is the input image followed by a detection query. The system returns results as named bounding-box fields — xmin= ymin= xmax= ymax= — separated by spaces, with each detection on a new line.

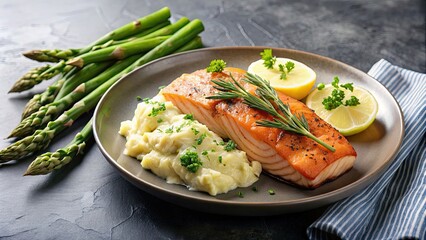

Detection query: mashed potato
xmin=119 ymin=94 xmax=262 ymax=196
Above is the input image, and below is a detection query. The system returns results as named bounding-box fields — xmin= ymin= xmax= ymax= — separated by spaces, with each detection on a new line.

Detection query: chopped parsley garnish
xmin=237 ymin=191 xmax=244 ymax=198
xmin=158 ymin=85 xmax=166 ymax=90
xmin=165 ymin=127 xmax=174 ymax=134
xmin=195 ymin=133 xmax=207 ymax=145
xmin=201 ymin=150 xmax=211 ymax=160
xmin=206 ymin=59 xmax=227 ymax=73
xmin=184 ymin=114 xmax=194 ymax=120
xmin=136 ymin=96 xmax=143 ymax=101
xmin=148 ymin=102 xmax=166 ymax=117
xmin=260 ymin=49 xmax=276 ymax=69
xmin=268 ymin=189 xmax=275 ymax=195
xmin=218 ymin=156 xmax=223 ymax=163
xmin=191 ymin=127 xmax=200 ymax=135
xmin=345 ymin=96 xmax=360 ymax=106
xmin=322 ymin=89 xmax=345 ymax=110
xmin=319 ymin=76 xmax=360 ymax=110
xmin=180 ymin=151 xmax=203 ymax=173
xmin=340 ymin=83 xmax=354 ymax=92
xmin=223 ymin=140 xmax=237 ymax=151
xmin=331 ymin=77 xmax=340 ymax=88
xmin=157 ymin=118 xmax=163 ymax=123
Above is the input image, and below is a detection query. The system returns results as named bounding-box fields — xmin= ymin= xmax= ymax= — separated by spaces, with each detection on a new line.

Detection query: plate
xmin=93 ymin=47 xmax=404 ymax=216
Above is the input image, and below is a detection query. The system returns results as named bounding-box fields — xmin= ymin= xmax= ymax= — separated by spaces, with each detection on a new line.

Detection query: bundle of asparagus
xmin=1 ymin=7 xmax=205 ymax=176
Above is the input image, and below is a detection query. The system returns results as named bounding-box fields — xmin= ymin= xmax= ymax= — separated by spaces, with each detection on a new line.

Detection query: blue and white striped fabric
xmin=307 ymin=59 xmax=426 ymax=240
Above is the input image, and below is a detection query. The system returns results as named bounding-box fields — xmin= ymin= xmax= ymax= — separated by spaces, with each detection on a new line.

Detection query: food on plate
xmin=248 ymin=49 xmax=316 ymax=100
xmin=119 ymin=95 xmax=262 ymax=196
xmin=162 ymin=68 xmax=357 ymax=188
xmin=306 ymin=77 xmax=378 ymax=136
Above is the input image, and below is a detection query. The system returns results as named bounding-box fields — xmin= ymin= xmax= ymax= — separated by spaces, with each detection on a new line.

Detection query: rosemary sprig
xmin=206 ymin=72 xmax=335 ymax=152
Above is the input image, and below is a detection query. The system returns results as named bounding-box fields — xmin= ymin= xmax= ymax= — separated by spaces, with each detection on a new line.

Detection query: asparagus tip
xmin=8 ymin=85 xmax=21 ymax=93
xmin=22 ymin=50 xmax=41 ymax=59
xmin=66 ymin=58 xmax=84 ymax=68
xmin=23 ymin=170 xmax=38 ymax=176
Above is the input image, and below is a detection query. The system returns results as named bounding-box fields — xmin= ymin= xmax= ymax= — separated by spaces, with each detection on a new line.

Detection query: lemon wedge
xmin=306 ymin=84 xmax=378 ymax=136
xmin=248 ymin=58 xmax=316 ymax=100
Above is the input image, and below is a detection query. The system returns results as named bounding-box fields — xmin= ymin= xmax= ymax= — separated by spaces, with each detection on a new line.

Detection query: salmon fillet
xmin=162 ymin=69 xmax=357 ymax=188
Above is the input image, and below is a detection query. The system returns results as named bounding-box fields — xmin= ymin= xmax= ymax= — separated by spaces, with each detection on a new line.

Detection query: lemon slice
xmin=248 ymin=58 xmax=316 ymax=100
xmin=306 ymin=84 xmax=378 ymax=136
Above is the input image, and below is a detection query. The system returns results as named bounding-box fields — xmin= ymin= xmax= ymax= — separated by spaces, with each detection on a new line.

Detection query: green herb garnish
xmin=218 ymin=156 xmax=223 ymax=163
xmin=184 ymin=114 xmax=194 ymax=120
xmin=268 ymin=189 xmax=275 ymax=195
xmin=157 ymin=118 xmax=163 ymax=123
xmin=195 ymin=133 xmax=207 ymax=145
xmin=136 ymin=96 xmax=143 ymax=102
xmin=340 ymin=83 xmax=354 ymax=92
xmin=191 ymin=127 xmax=199 ymax=135
xmin=158 ymin=85 xmax=166 ymax=90
xmin=165 ymin=126 xmax=174 ymax=134
xmin=261 ymin=49 xmax=294 ymax=80
xmin=206 ymin=72 xmax=335 ymax=152
xmin=278 ymin=61 xmax=295 ymax=80
xmin=207 ymin=59 xmax=227 ymax=73
xmin=237 ymin=191 xmax=244 ymax=198
xmin=345 ymin=96 xmax=360 ymax=106
xmin=223 ymin=140 xmax=237 ymax=151
xmin=317 ymin=83 xmax=325 ymax=90
xmin=319 ymin=76 xmax=360 ymax=110
xmin=260 ymin=49 xmax=276 ymax=69
xmin=180 ymin=151 xmax=203 ymax=173
xmin=148 ymin=102 xmax=166 ymax=117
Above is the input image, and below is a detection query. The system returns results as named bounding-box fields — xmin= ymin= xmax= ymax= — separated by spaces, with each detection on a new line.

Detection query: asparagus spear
xmin=9 ymin=61 xmax=74 ymax=93
xmin=78 ymin=7 xmax=171 ymax=54
xmin=23 ymin=21 xmax=172 ymax=62
xmin=66 ymin=36 xmax=170 ymax=68
xmin=89 ymin=20 xmax=171 ymax=51
xmin=136 ymin=17 xmax=190 ymax=40
xmin=23 ymin=49 xmax=80 ymax=63
xmin=174 ymin=36 xmax=203 ymax=53
xmin=21 ymin=74 xmax=72 ymax=120
xmin=10 ymin=55 xmax=140 ymax=138
xmin=24 ymin=118 xmax=92 ymax=175
xmin=0 ymin=19 xmax=204 ymax=163
xmin=22 ymin=62 xmax=113 ymax=119
xmin=11 ymin=8 xmax=171 ymax=93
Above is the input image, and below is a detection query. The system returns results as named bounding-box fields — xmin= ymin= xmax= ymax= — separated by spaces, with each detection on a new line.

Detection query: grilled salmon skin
xmin=162 ymin=69 xmax=357 ymax=188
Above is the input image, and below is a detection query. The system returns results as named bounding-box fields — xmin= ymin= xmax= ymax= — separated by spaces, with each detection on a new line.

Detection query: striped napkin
xmin=307 ymin=59 xmax=426 ymax=240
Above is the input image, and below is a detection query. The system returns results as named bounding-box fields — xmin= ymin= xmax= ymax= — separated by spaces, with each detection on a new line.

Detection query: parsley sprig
xmin=260 ymin=49 xmax=295 ymax=80
xmin=206 ymin=72 xmax=335 ymax=152
xmin=260 ymin=49 xmax=276 ymax=69
xmin=207 ymin=59 xmax=227 ymax=73
xmin=320 ymin=77 xmax=360 ymax=110
xmin=278 ymin=61 xmax=295 ymax=80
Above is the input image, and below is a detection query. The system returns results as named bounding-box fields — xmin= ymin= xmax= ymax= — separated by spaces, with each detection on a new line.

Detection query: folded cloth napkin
xmin=307 ymin=59 xmax=426 ymax=240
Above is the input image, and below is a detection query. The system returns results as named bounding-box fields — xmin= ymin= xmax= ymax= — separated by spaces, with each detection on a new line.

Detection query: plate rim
xmin=93 ymin=46 xmax=405 ymax=212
